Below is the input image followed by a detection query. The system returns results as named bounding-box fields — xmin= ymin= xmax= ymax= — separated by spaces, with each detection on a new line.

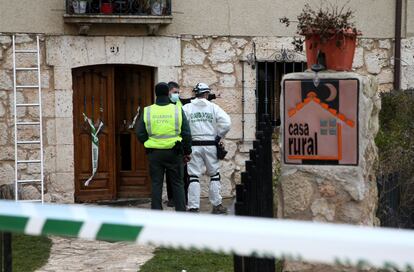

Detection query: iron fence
xmin=66 ymin=0 xmax=172 ymax=15
xmin=234 ymin=115 xmax=275 ymax=272
xmin=0 ymin=233 xmax=12 ymax=272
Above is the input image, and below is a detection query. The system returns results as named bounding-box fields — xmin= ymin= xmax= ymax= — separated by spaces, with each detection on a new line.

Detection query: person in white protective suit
xmin=182 ymin=83 xmax=231 ymax=214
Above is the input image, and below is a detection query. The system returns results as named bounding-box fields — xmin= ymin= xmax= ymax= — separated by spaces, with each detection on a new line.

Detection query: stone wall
xmin=0 ymin=33 xmax=413 ymax=203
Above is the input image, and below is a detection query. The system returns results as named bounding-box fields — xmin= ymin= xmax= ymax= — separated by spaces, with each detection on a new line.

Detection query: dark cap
xmin=155 ymin=82 xmax=169 ymax=97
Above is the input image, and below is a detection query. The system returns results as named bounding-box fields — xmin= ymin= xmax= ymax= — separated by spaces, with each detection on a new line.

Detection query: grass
xmin=12 ymin=234 xmax=52 ymax=272
xmin=139 ymin=248 xmax=233 ymax=272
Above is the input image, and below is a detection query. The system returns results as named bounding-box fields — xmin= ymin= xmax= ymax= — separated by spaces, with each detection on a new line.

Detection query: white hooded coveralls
xmin=182 ymin=98 xmax=231 ymax=209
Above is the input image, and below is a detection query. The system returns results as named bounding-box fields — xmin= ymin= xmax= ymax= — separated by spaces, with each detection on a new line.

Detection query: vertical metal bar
xmin=12 ymin=35 xmax=18 ymax=202
xmin=0 ymin=232 xmax=3 ymax=272
xmin=241 ymin=61 xmax=245 ymax=142
xmin=36 ymin=36 xmax=44 ymax=204
xmin=264 ymin=62 xmax=268 ymax=115
xmin=394 ymin=0 xmax=402 ymax=90
xmin=255 ymin=62 xmax=259 ymax=130
xmin=273 ymin=62 xmax=277 ymax=124
xmin=292 ymin=61 xmax=296 ymax=73
xmin=3 ymin=233 xmax=11 ymax=272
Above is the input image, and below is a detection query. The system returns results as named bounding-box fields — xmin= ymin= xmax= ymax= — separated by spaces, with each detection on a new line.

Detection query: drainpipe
xmin=394 ymin=0 xmax=402 ymax=90
xmin=241 ymin=61 xmax=245 ymax=142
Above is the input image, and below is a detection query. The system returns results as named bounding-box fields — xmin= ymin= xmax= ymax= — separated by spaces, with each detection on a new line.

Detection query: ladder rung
xmin=17 ymin=140 xmax=41 ymax=144
xmin=16 ymin=103 xmax=40 ymax=107
xmin=17 ymin=160 xmax=41 ymax=164
xmin=16 ymin=67 xmax=38 ymax=71
xmin=17 ymin=200 xmax=42 ymax=203
xmin=16 ymin=122 xmax=40 ymax=125
xmin=16 ymin=85 xmax=39 ymax=89
xmin=14 ymin=49 xmax=37 ymax=53
xmin=17 ymin=179 xmax=42 ymax=184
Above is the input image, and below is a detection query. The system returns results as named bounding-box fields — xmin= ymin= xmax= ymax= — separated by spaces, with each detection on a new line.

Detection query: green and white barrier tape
xmin=0 ymin=200 xmax=413 ymax=270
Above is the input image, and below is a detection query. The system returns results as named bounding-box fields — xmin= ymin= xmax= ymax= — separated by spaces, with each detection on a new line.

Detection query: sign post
xmin=280 ymin=72 xmax=381 ymax=271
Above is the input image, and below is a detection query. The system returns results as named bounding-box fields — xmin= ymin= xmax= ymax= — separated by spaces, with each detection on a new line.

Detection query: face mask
xmin=170 ymin=93 xmax=180 ymax=103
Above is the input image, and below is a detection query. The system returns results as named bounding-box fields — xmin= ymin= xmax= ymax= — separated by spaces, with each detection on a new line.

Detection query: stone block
xmin=182 ymin=43 xmax=206 ymax=65
xmin=0 ymin=123 xmax=8 ymax=145
xmin=221 ymin=160 xmax=235 ymax=179
xmin=377 ymin=68 xmax=394 ymax=84
xmin=195 ymin=37 xmax=212 ymax=50
xmin=0 ymin=146 xmax=13 ymax=161
xmin=352 ymin=47 xmax=364 ymax=69
xmin=48 ymin=172 xmax=75 ymax=194
xmin=56 ymin=144 xmax=74 ymax=173
xmin=56 ymin=118 xmax=73 ymax=144
xmin=230 ymin=38 xmax=249 ymax=49
xmin=46 ymin=119 xmax=56 ymax=145
xmin=105 ymin=36 xmax=126 ymax=64
xmin=243 ymin=113 xmax=256 ymax=140
xmin=182 ymin=66 xmax=217 ymax=87
xmin=218 ymin=74 xmax=236 ymax=87
xmin=214 ymin=88 xmax=241 ymax=114
xmin=55 ymin=89 xmax=73 ymax=118
xmin=42 ymin=89 xmax=55 ymax=118
xmin=212 ymin=63 xmax=234 ymax=74
xmin=401 ymin=66 xmax=414 ymax=89
xmin=311 ymin=198 xmax=335 ymax=222
xmin=223 ymin=140 xmax=237 ymax=160
xmin=358 ymin=39 xmax=374 ymax=50
xmin=378 ymin=39 xmax=392 ymax=49
xmin=280 ymin=170 xmax=314 ymax=218
xmin=0 ymin=103 xmax=5 ymax=118
xmin=364 ymin=49 xmax=388 ymax=74
xmin=208 ymin=41 xmax=236 ymax=64
xmin=157 ymin=66 xmax=179 ymax=83
xmin=0 ymin=70 xmax=12 ymax=90
xmin=0 ymin=162 xmax=14 ymax=186
xmin=19 ymin=185 xmax=41 ymax=200
xmin=53 ymin=67 xmax=72 ymax=90
xmin=140 ymin=37 xmax=181 ymax=67
xmin=43 ymin=145 xmax=56 ymax=173
xmin=0 ymin=36 xmax=11 ymax=49
xmin=226 ymin=114 xmax=242 ymax=140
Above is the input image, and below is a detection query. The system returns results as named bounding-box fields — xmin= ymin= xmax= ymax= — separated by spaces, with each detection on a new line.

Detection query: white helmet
xmin=193 ymin=82 xmax=211 ymax=95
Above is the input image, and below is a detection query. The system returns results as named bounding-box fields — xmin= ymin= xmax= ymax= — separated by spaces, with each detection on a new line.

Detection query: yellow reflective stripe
xmin=146 ymin=106 xmax=152 ymax=136
xmin=174 ymin=105 xmax=179 ymax=136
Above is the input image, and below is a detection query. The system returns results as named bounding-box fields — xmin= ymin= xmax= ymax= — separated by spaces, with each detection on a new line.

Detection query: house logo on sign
xmin=283 ymin=79 xmax=359 ymax=166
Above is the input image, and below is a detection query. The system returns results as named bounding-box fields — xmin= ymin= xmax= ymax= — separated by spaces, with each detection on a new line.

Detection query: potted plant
xmin=280 ymin=2 xmax=362 ymax=71
xmin=72 ymin=0 xmax=88 ymax=14
xmin=100 ymin=0 xmax=113 ymax=14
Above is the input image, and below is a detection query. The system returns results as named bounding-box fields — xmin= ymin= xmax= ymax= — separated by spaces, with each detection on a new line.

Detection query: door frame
xmin=73 ymin=64 xmax=154 ymax=203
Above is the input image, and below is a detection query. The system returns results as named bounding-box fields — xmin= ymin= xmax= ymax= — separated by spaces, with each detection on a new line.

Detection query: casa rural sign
xmin=283 ymin=78 xmax=359 ymax=165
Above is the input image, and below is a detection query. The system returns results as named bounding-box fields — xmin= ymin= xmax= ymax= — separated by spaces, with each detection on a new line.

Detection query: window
xmin=256 ymin=61 xmax=307 ymax=127
xmin=320 ymin=118 xmax=337 ymax=136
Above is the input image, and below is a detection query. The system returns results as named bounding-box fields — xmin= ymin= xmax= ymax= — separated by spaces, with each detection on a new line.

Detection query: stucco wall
xmin=0 ymin=0 xmax=410 ymax=38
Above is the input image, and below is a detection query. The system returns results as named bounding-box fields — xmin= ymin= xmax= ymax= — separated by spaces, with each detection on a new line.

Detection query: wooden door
xmin=73 ymin=66 xmax=116 ymax=202
xmin=115 ymin=66 xmax=153 ymax=198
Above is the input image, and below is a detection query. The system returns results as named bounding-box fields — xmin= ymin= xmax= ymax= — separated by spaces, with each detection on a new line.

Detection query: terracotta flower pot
xmin=101 ymin=3 xmax=113 ymax=14
xmin=305 ymin=34 xmax=357 ymax=71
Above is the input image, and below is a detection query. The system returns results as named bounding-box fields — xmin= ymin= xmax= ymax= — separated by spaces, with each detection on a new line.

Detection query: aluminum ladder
xmin=12 ymin=35 xmax=44 ymax=203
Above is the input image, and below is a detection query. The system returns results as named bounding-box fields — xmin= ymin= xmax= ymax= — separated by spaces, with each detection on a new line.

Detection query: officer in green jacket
xmin=136 ymin=82 xmax=192 ymax=211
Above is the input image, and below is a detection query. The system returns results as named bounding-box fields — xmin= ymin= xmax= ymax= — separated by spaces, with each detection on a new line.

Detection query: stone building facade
xmin=0 ymin=0 xmax=414 ymax=203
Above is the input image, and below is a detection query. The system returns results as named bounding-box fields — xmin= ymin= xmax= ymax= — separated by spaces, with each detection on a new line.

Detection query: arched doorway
xmin=72 ymin=65 xmax=154 ymax=202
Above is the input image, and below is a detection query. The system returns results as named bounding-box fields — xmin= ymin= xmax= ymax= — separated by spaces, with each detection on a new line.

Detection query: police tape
xmin=0 ymin=200 xmax=413 ymax=270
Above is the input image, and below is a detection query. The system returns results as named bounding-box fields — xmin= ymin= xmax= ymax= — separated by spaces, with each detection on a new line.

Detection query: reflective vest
xmin=143 ymin=104 xmax=182 ymax=149
xmin=176 ymin=99 xmax=182 ymax=108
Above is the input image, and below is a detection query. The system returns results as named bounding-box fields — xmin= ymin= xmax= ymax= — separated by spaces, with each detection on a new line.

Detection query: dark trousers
xmin=148 ymin=149 xmax=186 ymax=211
xmin=166 ymin=164 xmax=189 ymax=203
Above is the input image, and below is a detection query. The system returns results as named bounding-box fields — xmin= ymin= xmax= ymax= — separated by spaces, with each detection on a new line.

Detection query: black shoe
xmin=167 ymin=199 xmax=174 ymax=207
xmin=212 ymin=204 xmax=227 ymax=214
xmin=187 ymin=208 xmax=199 ymax=213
